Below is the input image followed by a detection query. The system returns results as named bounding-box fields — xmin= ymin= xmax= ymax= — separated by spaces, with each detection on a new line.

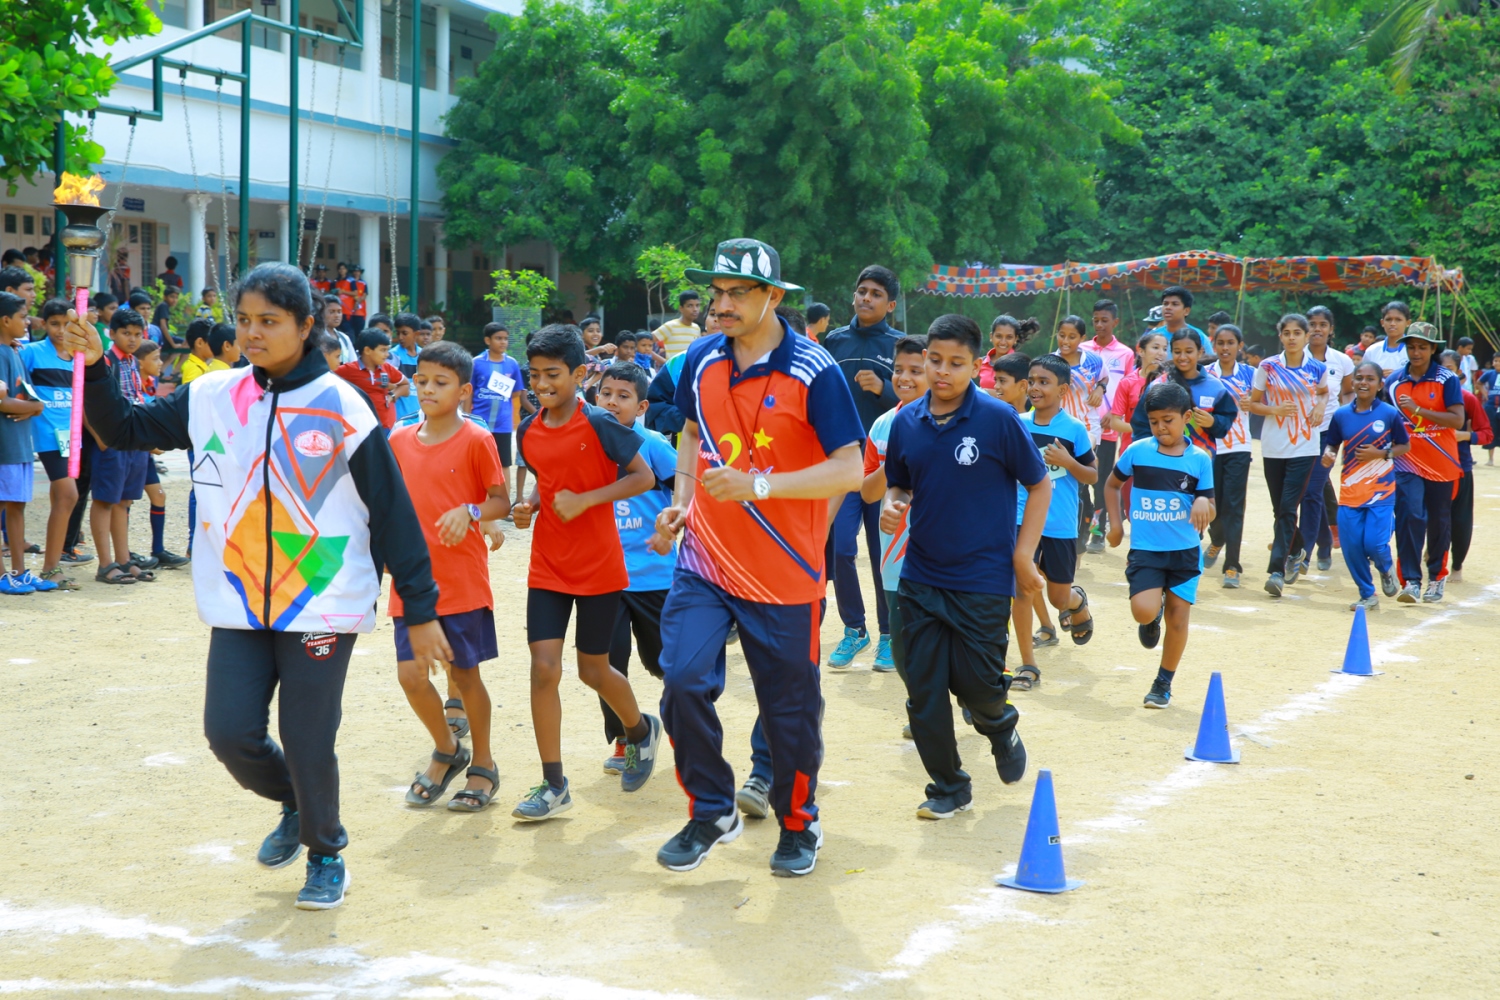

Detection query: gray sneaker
xmin=735 ymin=775 xmax=771 ymax=819
xmin=512 ymin=780 xmax=572 ymax=821
xmin=1422 ymin=579 xmax=1445 ymax=603
xmin=1349 ymin=595 xmax=1379 ymax=613
xmin=769 ymin=820 xmax=824 ymax=877
xmin=1397 ymin=582 xmax=1421 ymax=604
xmin=1284 ymin=551 xmax=1306 ymax=585
xmin=1380 ymin=569 xmax=1399 ymax=597
xmin=1264 ymin=572 xmax=1285 ymax=598
xmin=657 ymin=812 xmax=743 ymax=872
xmin=620 ymin=715 xmax=662 ymax=792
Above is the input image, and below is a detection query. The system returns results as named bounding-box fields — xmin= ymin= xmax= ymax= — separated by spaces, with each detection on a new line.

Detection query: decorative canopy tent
xmin=921 ymin=250 xmax=1464 ymax=298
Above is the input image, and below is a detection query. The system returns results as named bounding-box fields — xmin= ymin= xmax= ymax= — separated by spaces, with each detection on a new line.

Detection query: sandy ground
xmin=1 ymin=448 xmax=1497 ymax=999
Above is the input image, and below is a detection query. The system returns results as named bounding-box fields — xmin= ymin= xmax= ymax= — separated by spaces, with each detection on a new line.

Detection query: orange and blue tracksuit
xmin=1385 ymin=364 xmax=1463 ymax=585
xmin=659 ymin=321 xmax=862 ymax=829
xmin=1325 ymin=400 xmax=1408 ymax=598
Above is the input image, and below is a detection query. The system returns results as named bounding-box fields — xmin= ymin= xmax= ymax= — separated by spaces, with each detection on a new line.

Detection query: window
xmin=21 ymin=215 xmax=33 ymax=236
xmin=448 ymin=15 xmax=495 ymax=93
xmin=147 ymin=0 xmax=187 ymax=28
xmin=381 ymin=5 xmax=436 ymax=87
xmin=3 ymin=214 xmax=15 ymax=234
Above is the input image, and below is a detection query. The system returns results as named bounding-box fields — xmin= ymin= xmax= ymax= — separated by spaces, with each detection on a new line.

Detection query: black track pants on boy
xmin=203 ymin=627 xmax=356 ymax=857
xmin=897 ymin=578 xmax=1018 ymax=800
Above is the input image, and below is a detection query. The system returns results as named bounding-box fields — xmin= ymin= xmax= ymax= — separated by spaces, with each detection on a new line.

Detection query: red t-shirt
xmin=516 ymin=401 xmax=642 ymax=595
xmin=1110 ymin=370 xmax=1149 ymax=450
xmin=335 ymin=360 xmax=405 ymax=429
xmin=387 ymin=420 xmax=505 ymax=618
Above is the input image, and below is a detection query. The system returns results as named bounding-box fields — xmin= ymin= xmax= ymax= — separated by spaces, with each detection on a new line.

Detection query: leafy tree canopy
xmin=0 ymin=0 xmax=161 ymax=193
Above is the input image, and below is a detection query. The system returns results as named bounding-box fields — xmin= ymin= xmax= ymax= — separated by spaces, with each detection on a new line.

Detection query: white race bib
xmin=486 ymin=371 xmax=516 ymax=400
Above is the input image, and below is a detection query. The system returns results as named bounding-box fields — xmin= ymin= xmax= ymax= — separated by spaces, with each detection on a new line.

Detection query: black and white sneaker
xmin=1138 ymin=604 xmax=1164 ymax=649
xmin=657 ymin=812 xmax=743 ymax=872
xmin=769 ymin=820 xmax=823 ymax=877
xmin=993 ymin=729 xmax=1027 ymax=785
xmin=917 ymin=790 xmax=973 ymax=820
xmin=1143 ymin=677 xmax=1172 ymax=708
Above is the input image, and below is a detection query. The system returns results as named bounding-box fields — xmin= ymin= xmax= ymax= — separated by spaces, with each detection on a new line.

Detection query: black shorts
xmin=491 ymin=431 xmax=513 ymax=467
xmin=1033 ymin=536 xmax=1076 ymax=584
xmin=527 ymin=588 xmax=621 ymax=655
xmin=1125 ymin=548 xmax=1202 ymax=604
xmin=394 ymin=607 xmax=498 ymax=669
xmin=610 ymin=588 xmax=667 ymax=678
xmin=37 ymin=450 xmax=70 ymax=483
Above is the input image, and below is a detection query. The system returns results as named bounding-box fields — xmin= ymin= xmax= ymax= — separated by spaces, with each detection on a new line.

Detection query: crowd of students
xmin=12 ymin=240 xmax=1492 ymax=910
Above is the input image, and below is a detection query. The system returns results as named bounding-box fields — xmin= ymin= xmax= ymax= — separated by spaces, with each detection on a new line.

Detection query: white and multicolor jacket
xmin=83 ymin=346 xmax=438 ymax=632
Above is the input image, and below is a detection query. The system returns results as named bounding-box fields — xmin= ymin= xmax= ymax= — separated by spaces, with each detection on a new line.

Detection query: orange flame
xmin=53 ymin=172 xmax=105 ymax=206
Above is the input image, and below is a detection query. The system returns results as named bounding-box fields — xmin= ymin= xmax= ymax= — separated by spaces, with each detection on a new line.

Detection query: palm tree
xmin=1363 ymin=0 xmax=1494 ymax=91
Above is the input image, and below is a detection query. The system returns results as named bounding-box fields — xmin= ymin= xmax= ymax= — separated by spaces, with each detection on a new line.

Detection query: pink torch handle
xmin=68 ymin=286 xmax=88 ymax=479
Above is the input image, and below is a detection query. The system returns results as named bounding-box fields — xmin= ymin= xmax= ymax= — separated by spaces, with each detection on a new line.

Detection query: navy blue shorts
xmin=145 ymin=458 xmax=160 ymax=487
xmin=1033 ymin=535 xmax=1076 ymax=584
xmin=92 ymin=447 xmax=150 ymax=504
xmin=1125 ymin=547 xmax=1202 ymax=604
xmin=394 ymin=607 xmax=498 ymax=669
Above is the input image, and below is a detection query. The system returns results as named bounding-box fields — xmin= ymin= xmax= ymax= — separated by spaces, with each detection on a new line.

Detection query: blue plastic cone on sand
xmin=1185 ymin=671 xmax=1240 ymax=764
xmin=996 ymin=770 xmax=1082 ymax=894
xmin=1333 ymin=603 xmax=1382 ymax=676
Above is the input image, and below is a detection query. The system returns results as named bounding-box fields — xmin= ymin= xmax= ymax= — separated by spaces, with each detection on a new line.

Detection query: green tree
xmin=898 ymin=0 xmax=1135 ymax=266
xmin=0 ymin=0 xmax=162 ymax=193
xmin=1402 ymin=14 xmax=1500 ymax=332
xmin=1043 ymin=0 xmax=1416 ymax=265
xmin=437 ymin=0 xmax=638 ymax=285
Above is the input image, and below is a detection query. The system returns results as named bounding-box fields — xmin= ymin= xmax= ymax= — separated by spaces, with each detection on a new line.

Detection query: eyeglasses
xmin=709 ymin=284 xmax=769 ymax=303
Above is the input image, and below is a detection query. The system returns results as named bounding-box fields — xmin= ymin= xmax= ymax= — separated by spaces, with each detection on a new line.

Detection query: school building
xmin=3 ymin=0 xmax=599 ymax=324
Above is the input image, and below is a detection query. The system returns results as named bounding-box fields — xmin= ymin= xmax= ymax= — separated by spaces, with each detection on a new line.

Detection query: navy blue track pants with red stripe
xmin=658 ymin=568 xmax=823 ymax=830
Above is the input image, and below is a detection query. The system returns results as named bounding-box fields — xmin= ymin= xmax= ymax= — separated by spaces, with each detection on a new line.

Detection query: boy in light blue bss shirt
xmin=592 ymin=362 xmax=679 ymax=774
xmin=1105 ymin=381 xmax=1216 ymax=709
xmin=882 ymin=314 xmax=1048 ymax=821
xmin=0 ymin=291 xmax=49 ymax=595
xmin=1010 ymin=353 xmax=1098 ymax=691
xmin=469 ymin=322 xmax=524 ymax=471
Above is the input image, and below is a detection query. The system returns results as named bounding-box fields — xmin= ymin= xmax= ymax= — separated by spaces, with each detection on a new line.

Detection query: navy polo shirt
xmin=885 ymin=382 xmax=1047 ymax=596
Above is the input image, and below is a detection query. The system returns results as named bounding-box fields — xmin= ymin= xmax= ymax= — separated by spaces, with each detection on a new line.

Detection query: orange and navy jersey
xmin=1055 ymin=350 xmax=1106 ymax=443
xmin=673 ymin=321 xmax=864 ymax=604
xmin=1326 ymin=400 xmax=1408 ymax=507
xmin=1385 ymin=365 xmax=1462 ymax=482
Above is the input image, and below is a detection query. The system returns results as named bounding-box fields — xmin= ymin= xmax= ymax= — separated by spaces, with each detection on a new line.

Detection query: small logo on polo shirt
xmin=1373 ymin=420 xmax=1386 ymax=432
xmin=955 ymin=437 xmax=978 ymax=465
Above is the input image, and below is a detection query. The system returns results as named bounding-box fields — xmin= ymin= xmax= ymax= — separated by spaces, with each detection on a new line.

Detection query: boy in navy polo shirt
xmin=1010 ymin=354 xmax=1097 ymax=691
xmin=593 ymin=362 xmax=678 ymax=773
xmin=1105 ymin=382 xmax=1216 ymax=708
xmin=882 ymin=314 xmax=1048 ymax=821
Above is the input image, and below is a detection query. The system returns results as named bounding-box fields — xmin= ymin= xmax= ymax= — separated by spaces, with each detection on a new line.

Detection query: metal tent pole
xmin=289 ymin=0 xmax=300 ymax=266
xmin=409 ymin=0 xmax=421 ymax=310
xmin=239 ymin=28 xmax=252 ymax=276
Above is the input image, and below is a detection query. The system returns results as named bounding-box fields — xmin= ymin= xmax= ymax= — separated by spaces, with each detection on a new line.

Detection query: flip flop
xmin=1065 ymin=586 xmax=1093 ymax=645
xmin=447 ymin=765 xmax=499 ymax=812
xmin=405 ymin=743 xmax=471 ymax=807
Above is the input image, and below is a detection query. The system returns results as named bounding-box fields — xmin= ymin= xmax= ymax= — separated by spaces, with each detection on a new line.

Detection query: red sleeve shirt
xmin=387 ymin=420 xmax=505 ymax=618
xmin=334 ymin=361 xmax=405 ymax=429
xmin=516 ymin=402 xmax=642 ymax=595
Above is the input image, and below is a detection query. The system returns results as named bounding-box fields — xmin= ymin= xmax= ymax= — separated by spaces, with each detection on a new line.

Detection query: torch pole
xmin=68 ymin=283 xmax=87 ymax=479
xmin=53 ymin=199 xmax=109 ymax=479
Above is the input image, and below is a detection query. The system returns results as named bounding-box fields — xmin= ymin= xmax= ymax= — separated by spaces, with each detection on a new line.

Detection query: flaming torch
xmin=52 ymin=173 xmax=108 ymax=480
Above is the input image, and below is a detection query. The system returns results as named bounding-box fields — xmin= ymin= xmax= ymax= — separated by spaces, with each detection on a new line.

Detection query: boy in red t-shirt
xmin=389 ymin=342 xmax=511 ymax=811
xmin=335 ymin=329 xmax=408 ymax=429
xmin=511 ymin=324 xmax=662 ymax=820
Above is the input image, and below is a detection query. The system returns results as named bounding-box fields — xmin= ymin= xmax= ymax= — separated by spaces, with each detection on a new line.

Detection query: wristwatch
xmin=752 ymin=474 xmax=772 ymax=501
xmin=465 ymin=503 xmax=483 ymax=523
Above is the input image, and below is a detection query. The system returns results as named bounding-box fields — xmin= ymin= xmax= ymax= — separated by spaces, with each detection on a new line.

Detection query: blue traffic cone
xmin=996 ymin=769 xmax=1082 ymax=894
xmin=1332 ymin=603 xmax=1382 ymax=676
xmin=1185 ymin=671 xmax=1240 ymax=763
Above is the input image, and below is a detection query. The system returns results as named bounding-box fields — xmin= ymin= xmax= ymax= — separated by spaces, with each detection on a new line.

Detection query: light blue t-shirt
xmin=389 ymin=343 xmax=422 ymax=422
xmin=1113 ymin=437 xmax=1215 ymax=552
xmin=1016 ymin=409 xmax=1095 ymax=540
xmin=616 ymin=420 xmax=678 ymax=592
xmin=20 ymin=340 xmax=74 ymax=454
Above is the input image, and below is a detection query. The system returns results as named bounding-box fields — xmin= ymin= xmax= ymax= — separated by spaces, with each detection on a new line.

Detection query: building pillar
xmin=187 ymin=193 xmax=211 ymax=299
xmin=547 ymin=242 xmax=559 ymax=287
xmin=359 ymin=211 xmax=382 ymax=316
xmin=363 ymin=0 xmax=382 ymax=121
xmin=277 ymin=203 xmax=290 ymax=264
xmin=434 ymin=4 xmax=451 ymax=96
xmin=187 ymin=0 xmax=203 ymax=31
xmin=433 ymin=222 xmax=448 ymax=308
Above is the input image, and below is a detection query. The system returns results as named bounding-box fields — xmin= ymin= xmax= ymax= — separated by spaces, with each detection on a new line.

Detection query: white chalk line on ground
xmin=4 ymin=588 xmax=1493 ymax=999
xmin=841 ymin=583 xmax=1499 ymax=991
